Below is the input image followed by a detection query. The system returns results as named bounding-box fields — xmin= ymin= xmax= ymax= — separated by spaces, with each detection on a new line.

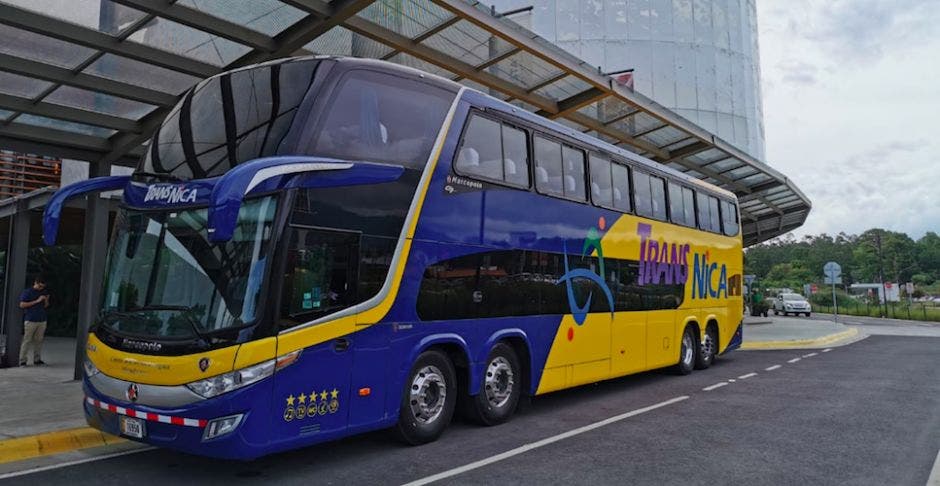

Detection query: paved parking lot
xmin=3 ymin=334 xmax=938 ymax=486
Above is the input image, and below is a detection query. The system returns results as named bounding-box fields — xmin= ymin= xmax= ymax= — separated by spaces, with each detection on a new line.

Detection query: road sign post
xmin=823 ymin=262 xmax=842 ymax=320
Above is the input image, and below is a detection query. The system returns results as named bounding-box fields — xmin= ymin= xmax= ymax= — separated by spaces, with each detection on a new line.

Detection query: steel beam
xmin=0 ymin=53 xmax=178 ymax=107
xmin=0 ymin=3 xmax=217 ymax=79
xmin=0 ymin=122 xmax=111 ymax=152
xmin=343 ymin=16 xmax=559 ymax=114
xmin=452 ymin=47 xmax=521 ymax=82
xmin=384 ymin=16 xmax=462 ymax=61
xmin=0 ymin=93 xmax=139 ymax=133
xmin=1 ymin=202 xmax=30 ymax=367
xmin=111 ymin=0 xmax=277 ymax=52
xmin=537 ymin=86 xmax=608 ymax=120
xmin=73 ymin=163 xmax=112 ymax=379
xmin=235 ymin=0 xmax=375 ymax=67
xmin=565 ymin=112 xmax=667 ymax=159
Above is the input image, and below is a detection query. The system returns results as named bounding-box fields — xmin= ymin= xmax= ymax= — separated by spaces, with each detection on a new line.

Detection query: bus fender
xmin=401 ymin=333 xmax=472 ymax=384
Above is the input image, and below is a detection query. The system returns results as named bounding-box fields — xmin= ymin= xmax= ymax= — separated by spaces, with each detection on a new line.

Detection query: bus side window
xmin=707 ymin=196 xmax=721 ymax=233
xmin=611 ymin=163 xmax=631 ymax=212
xmin=534 ymin=136 xmax=564 ymax=197
xmin=721 ymin=200 xmax=740 ymax=236
xmin=589 ymin=154 xmax=613 ymax=207
xmin=455 ymin=115 xmax=502 ymax=181
xmin=696 ymin=191 xmax=710 ymax=231
xmin=682 ymin=187 xmax=696 ymax=228
xmin=561 ymin=146 xmax=586 ymax=201
xmin=633 ymin=170 xmax=653 ymax=217
xmin=649 ymin=175 xmax=666 ymax=221
xmin=668 ymin=182 xmax=685 ymax=225
xmin=502 ymin=124 xmax=530 ymax=187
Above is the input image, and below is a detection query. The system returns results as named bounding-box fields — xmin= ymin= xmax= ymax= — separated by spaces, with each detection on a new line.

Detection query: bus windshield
xmin=100 ymin=196 xmax=277 ymax=339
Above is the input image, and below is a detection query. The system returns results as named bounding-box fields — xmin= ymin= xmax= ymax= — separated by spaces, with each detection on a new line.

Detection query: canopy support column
xmin=2 ymin=201 xmax=31 ymax=367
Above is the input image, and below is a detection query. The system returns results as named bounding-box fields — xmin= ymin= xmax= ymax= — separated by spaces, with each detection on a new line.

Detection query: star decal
xmin=297 ymin=393 xmax=307 ymax=404
xmin=286 ymin=394 xmax=295 ymax=406
xmin=330 ymin=388 xmax=339 ymax=399
xmin=320 ymin=390 xmax=328 ymax=401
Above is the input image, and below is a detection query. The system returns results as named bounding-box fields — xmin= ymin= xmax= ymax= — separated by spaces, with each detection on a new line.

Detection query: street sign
xmin=823 ymin=261 xmax=841 ymax=279
xmin=744 ymin=274 xmax=756 ymax=286
xmin=823 ymin=261 xmax=842 ymax=319
xmin=810 ymin=284 xmax=818 ymax=294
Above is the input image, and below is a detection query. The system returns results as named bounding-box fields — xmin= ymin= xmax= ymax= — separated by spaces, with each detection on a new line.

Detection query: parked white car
xmin=773 ymin=293 xmax=812 ymax=317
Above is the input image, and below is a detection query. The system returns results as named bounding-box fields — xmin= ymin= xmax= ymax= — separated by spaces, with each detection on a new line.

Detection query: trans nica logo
xmin=557 ymin=219 xmax=740 ymax=340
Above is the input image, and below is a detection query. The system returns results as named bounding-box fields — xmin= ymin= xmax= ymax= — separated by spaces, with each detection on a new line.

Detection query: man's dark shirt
xmin=20 ymin=288 xmax=48 ymax=322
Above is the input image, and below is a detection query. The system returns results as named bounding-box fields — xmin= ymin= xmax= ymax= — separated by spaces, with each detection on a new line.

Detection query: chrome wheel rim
xmin=701 ymin=332 xmax=715 ymax=362
xmin=409 ymin=365 xmax=447 ymax=424
xmin=682 ymin=332 xmax=695 ymax=366
xmin=484 ymin=356 xmax=514 ymax=408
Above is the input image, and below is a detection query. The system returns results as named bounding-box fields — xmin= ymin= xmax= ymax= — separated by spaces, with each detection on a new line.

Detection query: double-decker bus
xmin=44 ymin=56 xmax=743 ymax=460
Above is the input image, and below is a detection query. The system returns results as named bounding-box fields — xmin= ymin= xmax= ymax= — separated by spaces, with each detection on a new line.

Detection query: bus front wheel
xmin=395 ymin=350 xmax=457 ymax=445
xmin=466 ymin=343 xmax=521 ymax=426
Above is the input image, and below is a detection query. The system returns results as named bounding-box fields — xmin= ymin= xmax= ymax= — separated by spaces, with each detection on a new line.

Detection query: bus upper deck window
xmin=589 ymin=155 xmax=612 ymax=207
xmin=456 ymin=115 xmax=502 ymax=181
xmin=611 ymin=163 xmax=631 ymax=212
xmin=534 ymin=136 xmax=564 ymax=197
xmin=561 ymin=146 xmax=586 ymax=201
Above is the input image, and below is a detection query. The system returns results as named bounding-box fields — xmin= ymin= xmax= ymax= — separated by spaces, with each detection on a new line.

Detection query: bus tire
xmin=674 ymin=326 xmax=696 ymax=375
xmin=466 ymin=343 xmax=521 ymax=426
xmin=394 ymin=350 xmax=457 ymax=445
xmin=695 ymin=325 xmax=718 ymax=370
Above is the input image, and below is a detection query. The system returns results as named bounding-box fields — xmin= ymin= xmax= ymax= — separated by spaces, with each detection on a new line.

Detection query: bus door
xmin=273 ymin=227 xmax=360 ymax=437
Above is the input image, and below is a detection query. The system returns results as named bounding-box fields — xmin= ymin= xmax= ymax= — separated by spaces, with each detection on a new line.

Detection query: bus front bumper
xmin=83 ymin=378 xmax=275 ymax=460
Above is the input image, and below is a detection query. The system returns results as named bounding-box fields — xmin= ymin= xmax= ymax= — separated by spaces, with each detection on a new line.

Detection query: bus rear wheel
xmin=394 ymin=350 xmax=457 ymax=445
xmin=695 ymin=325 xmax=718 ymax=370
xmin=466 ymin=343 xmax=521 ymax=426
xmin=674 ymin=326 xmax=696 ymax=375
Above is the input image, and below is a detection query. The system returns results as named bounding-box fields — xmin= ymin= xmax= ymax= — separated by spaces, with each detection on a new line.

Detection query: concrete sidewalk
xmin=741 ymin=316 xmax=861 ymax=350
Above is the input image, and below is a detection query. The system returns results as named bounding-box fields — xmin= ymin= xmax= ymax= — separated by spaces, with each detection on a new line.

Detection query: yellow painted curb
xmin=0 ymin=427 xmax=126 ymax=464
xmin=740 ymin=327 xmax=859 ymax=350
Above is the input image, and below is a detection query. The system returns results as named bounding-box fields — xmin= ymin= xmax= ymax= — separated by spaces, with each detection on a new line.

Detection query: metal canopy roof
xmin=0 ymin=0 xmax=810 ymax=245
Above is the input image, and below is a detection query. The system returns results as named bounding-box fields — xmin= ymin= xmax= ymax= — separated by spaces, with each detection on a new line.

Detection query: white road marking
xmin=787 ymin=358 xmax=801 ymax=363
xmin=401 ymin=396 xmax=689 ymax=486
xmin=765 ymin=365 xmax=782 ymax=371
xmin=927 ymin=448 xmax=940 ymax=486
xmin=702 ymin=382 xmax=729 ymax=391
xmin=802 ymin=352 xmax=818 ymax=358
xmin=822 ymin=348 xmax=833 ymax=353
xmin=738 ymin=372 xmax=757 ymax=379
xmin=0 ymin=447 xmax=154 ymax=480
xmin=727 ymin=379 xmax=736 ymax=382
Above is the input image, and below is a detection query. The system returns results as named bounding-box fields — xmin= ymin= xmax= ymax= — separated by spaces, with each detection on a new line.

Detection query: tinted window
xmin=611 ymin=163 xmax=631 ymax=212
xmin=143 ymin=60 xmax=320 ymax=178
xmin=534 ymin=136 xmax=563 ymax=197
xmin=682 ymin=187 xmax=696 ymax=228
xmin=502 ymin=124 xmax=530 ymax=187
xmin=633 ymin=170 xmax=652 ymax=217
xmin=696 ymin=192 xmax=711 ymax=231
xmin=310 ymin=70 xmax=455 ymax=169
xmin=649 ymin=175 xmax=667 ymax=220
xmin=455 ymin=115 xmax=502 ymax=181
xmin=668 ymin=182 xmax=685 ymax=225
xmin=589 ymin=155 xmax=613 ymax=207
xmin=721 ymin=200 xmax=740 ymax=236
xmin=562 ymin=146 xmax=586 ymax=200
xmin=708 ymin=196 xmax=721 ymax=233
xmin=280 ymin=228 xmax=359 ymax=328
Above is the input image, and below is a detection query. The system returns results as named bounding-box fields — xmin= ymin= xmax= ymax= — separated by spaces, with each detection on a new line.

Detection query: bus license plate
xmin=120 ymin=416 xmax=145 ymax=439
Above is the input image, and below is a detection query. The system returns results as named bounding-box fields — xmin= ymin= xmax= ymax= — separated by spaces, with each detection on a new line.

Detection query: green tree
xmin=763 ymin=262 xmax=815 ymax=289
xmin=852 ymin=229 xmax=917 ymax=284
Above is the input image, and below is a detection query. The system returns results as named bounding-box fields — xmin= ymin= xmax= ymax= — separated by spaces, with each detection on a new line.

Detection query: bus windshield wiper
xmin=129 ymin=304 xmax=206 ymax=338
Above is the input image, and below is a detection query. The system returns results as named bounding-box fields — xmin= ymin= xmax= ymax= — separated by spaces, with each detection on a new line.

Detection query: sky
xmin=756 ymin=0 xmax=940 ymax=240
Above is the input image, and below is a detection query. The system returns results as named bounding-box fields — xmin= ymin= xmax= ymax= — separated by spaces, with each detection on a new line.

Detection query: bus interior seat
xmin=457 ymin=147 xmax=480 ymax=168
xmin=591 ymin=182 xmax=601 ymax=199
xmin=535 ymin=166 xmax=549 ymax=185
xmin=564 ymin=175 xmax=576 ymax=193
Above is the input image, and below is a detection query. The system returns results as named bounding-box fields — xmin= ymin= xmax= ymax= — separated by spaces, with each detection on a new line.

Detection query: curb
xmin=739 ymin=327 xmax=859 ymax=350
xmin=0 ymin=427 xmax=126 ymax=465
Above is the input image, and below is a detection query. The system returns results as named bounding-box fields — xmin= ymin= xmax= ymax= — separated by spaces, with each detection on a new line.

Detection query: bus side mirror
xmin=207 ymin=156 xmax=404 ymax=243
xmin=43 ymin=175 xmax=131 ymax=246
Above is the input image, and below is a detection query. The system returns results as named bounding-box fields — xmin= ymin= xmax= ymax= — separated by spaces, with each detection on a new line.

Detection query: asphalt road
xmin=4 ymin=335 xmax=939 ymax=486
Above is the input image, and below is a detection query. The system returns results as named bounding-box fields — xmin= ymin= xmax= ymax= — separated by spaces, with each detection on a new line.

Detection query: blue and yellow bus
xmin=44 ymin=56 xmax=743 ymax=460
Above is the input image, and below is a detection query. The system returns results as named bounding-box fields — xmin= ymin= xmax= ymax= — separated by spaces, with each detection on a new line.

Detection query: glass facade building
xmin=485 ymin=0 xmax=765 ymax=160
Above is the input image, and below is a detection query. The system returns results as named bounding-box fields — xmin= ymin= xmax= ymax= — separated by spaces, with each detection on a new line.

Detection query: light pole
xmin=875 ymin=233 xmax=888 ymax=318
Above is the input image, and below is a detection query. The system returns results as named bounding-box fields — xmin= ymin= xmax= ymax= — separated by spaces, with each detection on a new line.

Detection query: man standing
xmin=18 ymin=275 xmax=50 ymax=366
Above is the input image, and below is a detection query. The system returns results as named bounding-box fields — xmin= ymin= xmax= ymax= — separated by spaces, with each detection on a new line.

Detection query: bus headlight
xmin=83 ymin=359 xmax=100 ymax=378
xmin=186 ymin=350 xmax=300 ymax=399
